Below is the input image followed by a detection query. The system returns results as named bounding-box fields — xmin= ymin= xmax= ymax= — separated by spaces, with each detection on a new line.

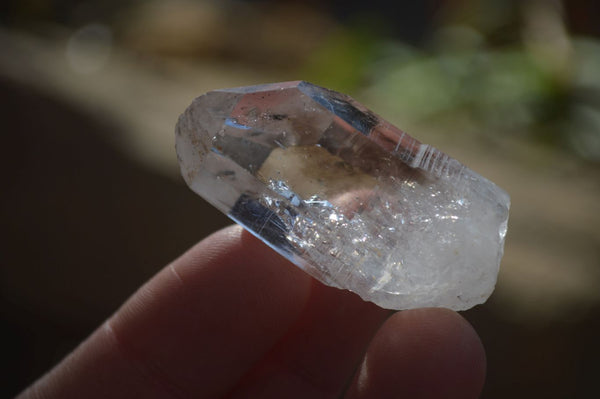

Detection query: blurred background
xmin=1 ymin=0 xmax=599 ymax=397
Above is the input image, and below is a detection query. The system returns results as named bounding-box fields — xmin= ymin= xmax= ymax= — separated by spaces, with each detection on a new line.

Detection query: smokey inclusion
xmin=175 ymin=81 xmax=510 ymax=310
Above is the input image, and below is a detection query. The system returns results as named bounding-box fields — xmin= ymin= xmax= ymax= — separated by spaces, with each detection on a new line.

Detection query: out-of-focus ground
xmin=1 ymin=0 xmax=599 ymax=397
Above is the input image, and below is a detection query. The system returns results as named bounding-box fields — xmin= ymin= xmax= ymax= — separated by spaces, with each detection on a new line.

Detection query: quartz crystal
xmin=175 ymin=81 xmax=510 ymax=311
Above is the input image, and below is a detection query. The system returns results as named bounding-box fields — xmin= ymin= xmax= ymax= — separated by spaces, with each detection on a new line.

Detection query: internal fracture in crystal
xmin=175 ymin=81 xmax=510 ymax=311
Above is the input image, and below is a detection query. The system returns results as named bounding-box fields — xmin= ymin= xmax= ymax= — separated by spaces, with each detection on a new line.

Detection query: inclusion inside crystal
xmin=175 ymin=81 xmax=510 ymax=311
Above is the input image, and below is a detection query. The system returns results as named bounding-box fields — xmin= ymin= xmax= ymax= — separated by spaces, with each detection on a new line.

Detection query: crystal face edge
xmin=175 ymin=81 xmax=510 ymax=311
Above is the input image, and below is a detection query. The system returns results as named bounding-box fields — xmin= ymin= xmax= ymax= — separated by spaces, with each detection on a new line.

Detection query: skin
xmin=18 ymin=225 xmax=486 ymax=399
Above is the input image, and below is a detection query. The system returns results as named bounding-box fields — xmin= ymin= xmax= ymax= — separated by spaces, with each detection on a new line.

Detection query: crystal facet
xmin=175 ymin=81 xmax=510 ymax=310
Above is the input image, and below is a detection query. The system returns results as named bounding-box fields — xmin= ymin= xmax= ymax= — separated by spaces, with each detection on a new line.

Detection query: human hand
xmin=18 ymin=226 xmax=486 ymax=398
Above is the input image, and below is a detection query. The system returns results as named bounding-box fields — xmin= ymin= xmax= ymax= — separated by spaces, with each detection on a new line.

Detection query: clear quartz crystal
xmin=175 ymin=81 xmax=510 ymax=311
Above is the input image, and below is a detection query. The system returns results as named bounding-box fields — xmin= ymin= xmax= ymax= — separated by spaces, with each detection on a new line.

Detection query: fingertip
xmin=347 ymin=308 xmax=486 ymax=399
xmin=173 ymin=225 xmax=310 ymax=292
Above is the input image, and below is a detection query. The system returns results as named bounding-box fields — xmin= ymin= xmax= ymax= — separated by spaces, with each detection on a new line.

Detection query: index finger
xmin=20 ymin=225 xmax=313 ymax=398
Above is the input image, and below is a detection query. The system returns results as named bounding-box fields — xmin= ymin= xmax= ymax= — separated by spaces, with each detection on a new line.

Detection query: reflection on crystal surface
xmin=176 ymin=81 xmax=510 ymax=310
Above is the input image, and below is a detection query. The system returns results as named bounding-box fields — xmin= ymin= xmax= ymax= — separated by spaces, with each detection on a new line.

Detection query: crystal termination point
xmin=175 ymin=81 xmax=510 ymax=311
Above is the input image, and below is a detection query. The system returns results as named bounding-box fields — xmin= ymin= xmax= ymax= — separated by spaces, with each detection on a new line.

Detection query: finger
xmin=227 ymin=278 xmax=390 ymax=398
xmin=19 ymin=225 xmax=313 ymax=399
xmin=345 ymin=308 xmax=486 ymax=399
